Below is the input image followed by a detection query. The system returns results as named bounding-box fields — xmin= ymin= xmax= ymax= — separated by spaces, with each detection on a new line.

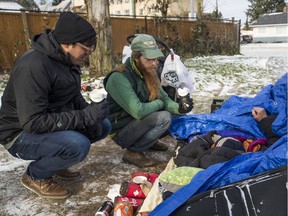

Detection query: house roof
xmin=252 ymin=12 xmax=288 ymax=26
xmin=0 ymin=0 xmax=24 ymax=10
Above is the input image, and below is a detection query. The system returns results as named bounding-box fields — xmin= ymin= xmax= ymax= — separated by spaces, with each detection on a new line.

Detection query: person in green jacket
xmin=104 ymin=34 xmax=193 ymax=167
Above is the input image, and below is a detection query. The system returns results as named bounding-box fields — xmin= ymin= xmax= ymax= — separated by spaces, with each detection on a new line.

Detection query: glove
xmin=85 ymin=122 xmax=103 ymax=140
xmin=82 ymin=100 xmax=109 ymax=124
xmin=178 ymin=94 xmax=193 ymax=114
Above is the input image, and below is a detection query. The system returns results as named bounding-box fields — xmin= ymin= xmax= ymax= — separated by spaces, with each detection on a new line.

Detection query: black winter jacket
xmin=0 ymin=30 xmax=92 ymax=146
xmin=259 ymin=115 xmax=280 ymax=147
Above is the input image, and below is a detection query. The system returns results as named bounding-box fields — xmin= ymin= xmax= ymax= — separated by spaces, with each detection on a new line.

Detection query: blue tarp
xmin=169 ymin=73 xmax=287 ymax=140
xmin=150 ymin=73 xmax=288 ymax=216
xmin=150 ymin=135 xmax=287 ymax=216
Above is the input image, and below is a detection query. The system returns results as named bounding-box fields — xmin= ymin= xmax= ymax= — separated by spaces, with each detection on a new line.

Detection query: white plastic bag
xmin=122 ymin=45 xmax=132 ymax=63
xmin=161 ymin=53 xmax=195 ymax=93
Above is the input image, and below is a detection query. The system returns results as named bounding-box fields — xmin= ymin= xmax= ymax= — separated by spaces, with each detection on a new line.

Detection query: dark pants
xmin=113 ymin=111 xmax=172 ymax=152
xmin=8 ymin=118 xmax=111 ymax=180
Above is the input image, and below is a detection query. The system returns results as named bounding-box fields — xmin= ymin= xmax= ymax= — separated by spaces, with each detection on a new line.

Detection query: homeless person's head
xmin=53 ymin=11 xmax=96 ymax=48
xmin=131 ymin=34 xmax=164 ymax=59
xmin=130 ymin=34 xmax=163 ymax=101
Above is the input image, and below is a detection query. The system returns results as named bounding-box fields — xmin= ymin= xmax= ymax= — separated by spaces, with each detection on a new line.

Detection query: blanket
xmin=149 ymin=135 xmax=287 ymax=215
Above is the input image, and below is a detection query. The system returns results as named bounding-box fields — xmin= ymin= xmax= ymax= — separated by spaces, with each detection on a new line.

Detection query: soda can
xmin=147 ymin=173 xmax=158 ymax=184
xmin=95 ymin=200 xmax=114 ymax=216
xmin=120 ymin=181 xmax=146 ymax=199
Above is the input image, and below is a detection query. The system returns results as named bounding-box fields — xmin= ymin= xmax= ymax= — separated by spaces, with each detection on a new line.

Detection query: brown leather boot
xmin=122 ymin=150 xmax=155 ymax=167
xmin=149 ymin=141 xmax=168 ymax=151
xmin=21 ymin=173 xmax=71 ymax=199
xmin=55 ymin=169 xmax=81 ymax=180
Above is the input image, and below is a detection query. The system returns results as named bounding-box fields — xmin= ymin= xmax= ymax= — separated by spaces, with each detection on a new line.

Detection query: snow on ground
xmin=0 ymin=43 xmax=287 ymax=215
xmin=186 ymin=54 xmax=287 ymax=113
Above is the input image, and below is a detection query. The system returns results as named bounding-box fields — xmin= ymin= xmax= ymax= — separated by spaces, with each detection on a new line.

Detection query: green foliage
xmin=151 ymin=16 xmax=184 ymax=55
xmin=185 ymin=3 xmax=238 ymax=57
xmin=148 ymin=1 xmax=238 ymax=57
xmin=148 ymin=3 xmax=239 ymax=58
xmin=188 ymin=19 xmax=238 ymax=57
xmin=246 ymin=0 xmax=286 ymax=22
xmin=243 ymin=16 xmax=251 ymax=30
xmin=190 ymin=18 xmax=211 ymax=56
xmin=150 ymin=15 xmax=239 ymax=57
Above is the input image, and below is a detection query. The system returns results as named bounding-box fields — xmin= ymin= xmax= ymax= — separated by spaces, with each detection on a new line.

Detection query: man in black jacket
xmin=0 ymin=12 xmax=111 ymax=199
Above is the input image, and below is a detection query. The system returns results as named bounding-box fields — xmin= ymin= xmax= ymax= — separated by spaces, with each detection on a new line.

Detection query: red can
xmin=147 ymin=173 xmax=159 ymax=184
xmin=120 ymin=181 xmax=146 ymax=199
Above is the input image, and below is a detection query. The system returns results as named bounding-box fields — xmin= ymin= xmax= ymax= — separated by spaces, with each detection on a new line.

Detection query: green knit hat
xmin=131 ymin=34 xmax=164 ymax=59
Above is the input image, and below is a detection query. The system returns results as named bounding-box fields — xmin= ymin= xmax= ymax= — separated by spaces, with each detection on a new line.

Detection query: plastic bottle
xmin=95 ymin=201 xmax=114 ymax=216
xmin=113 ymin=201 xmax=133 ymax=216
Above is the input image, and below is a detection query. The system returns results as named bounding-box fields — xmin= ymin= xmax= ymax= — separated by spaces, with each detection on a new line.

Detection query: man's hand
xmin=178 ymin=95 xmax=193 ymax=114
xmin=252 ymin=107 xmax=267 ymax=122
xmin=82 ymin=100 xmax=109 ymax=124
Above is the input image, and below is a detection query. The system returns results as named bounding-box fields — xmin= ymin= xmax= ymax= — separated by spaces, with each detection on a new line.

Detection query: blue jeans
xmin=8 ymin=118 xmax=111 ymax=180
xmin=113 ymin=111 xmax=172 ymax=152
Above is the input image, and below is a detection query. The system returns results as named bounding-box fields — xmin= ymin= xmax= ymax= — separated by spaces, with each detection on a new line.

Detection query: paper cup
xmin=132 ymin=176 xmax=148 ymax=184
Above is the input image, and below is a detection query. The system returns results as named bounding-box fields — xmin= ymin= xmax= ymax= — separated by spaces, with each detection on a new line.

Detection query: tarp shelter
xmin=150 ymin=73 xmax=288 ymax=215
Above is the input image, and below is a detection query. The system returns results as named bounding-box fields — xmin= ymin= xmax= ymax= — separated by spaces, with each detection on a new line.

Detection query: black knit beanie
xmin=53 ymin=11 xmax=96 ymax=45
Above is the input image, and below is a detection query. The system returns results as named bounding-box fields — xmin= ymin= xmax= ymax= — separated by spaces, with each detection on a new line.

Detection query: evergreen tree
xmin=246 ymin=0 xmax=286 ymax=22
xmin=243 ymin=16 xmax=251 ymax=30
xmin=18 ymin=0 xmax=39 ymax=10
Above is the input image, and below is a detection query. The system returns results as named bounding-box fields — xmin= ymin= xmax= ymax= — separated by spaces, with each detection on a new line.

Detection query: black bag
xmin=171 ymin=165 xmax=287 ymax=216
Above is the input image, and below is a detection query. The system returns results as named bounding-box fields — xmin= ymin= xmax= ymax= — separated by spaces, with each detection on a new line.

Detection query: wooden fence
xmin=0 ymin=10 xmax=240 ymax=70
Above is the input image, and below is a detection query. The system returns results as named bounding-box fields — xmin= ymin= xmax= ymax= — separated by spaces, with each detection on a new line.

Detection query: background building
xmin=109 ymin=0 xmax=202 ymax=17
xmin=0 ymin=0 xmax=23 ymax=11
xmin=251 ymin=12 xmax=288 ymax=43
xmin=37 ymin=0 xmax=203 ymax=17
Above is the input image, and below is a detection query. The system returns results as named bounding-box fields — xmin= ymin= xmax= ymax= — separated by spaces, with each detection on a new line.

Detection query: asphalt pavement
xmin=240 ymin=43 xmax=288 ymax=57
